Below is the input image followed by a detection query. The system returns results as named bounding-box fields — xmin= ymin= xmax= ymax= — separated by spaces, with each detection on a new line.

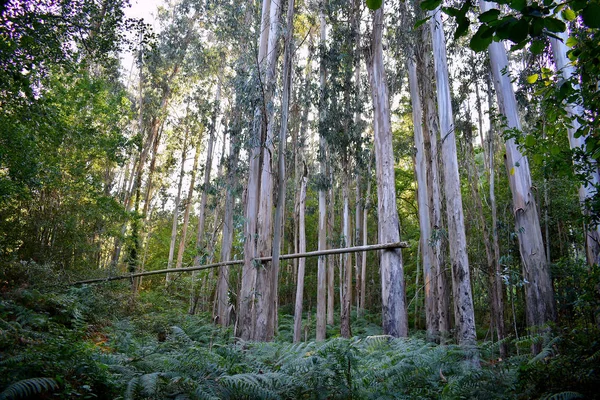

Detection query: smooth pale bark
xmin=340 ymin=177 xmax=352 ymax=338
xmin=326 ymin=176 xmax=335 ymax=326
xmin=317 ymin=1 xmax=329 ymax=340
xmin=354 ymin=179 xmax=362 ymax=315
xmin=366 ymin=7 xmax=408 ymax=337
xmin=166 ymin=129 xmax=189 ymax=284
xmin=408 ymin=56 xmax=435 ymax=340
xmin=254 ymin=0 xmax=282 ymax=341
xmin=481 ymin=1 xmax=555 ymax=337
xmin=549 ymin=29 xmax=600 ymax=266
xmin=360 ymin=152 xmax=372 ymax=313
xmin=417 ymin=24 xmax=449 ymax=337
xmin=238 ymin=0 xmax=271 ymax=341
xmin=293 ymin=167 xmax=308 ymax=342
xmin=176 ymin=131 xmax=202 ymax=271
xmin=271 ymin=0 xmax=295 ymax=340
xmin=429 ymin=8 xmax=477 ymax=347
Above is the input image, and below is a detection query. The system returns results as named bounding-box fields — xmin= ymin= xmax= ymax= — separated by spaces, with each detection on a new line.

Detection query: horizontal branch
xmin=71 ymin=241 xmax=408 ymax=286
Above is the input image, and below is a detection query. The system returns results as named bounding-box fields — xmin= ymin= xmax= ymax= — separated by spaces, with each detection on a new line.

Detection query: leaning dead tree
xmin=71 ymin=242 xmax=409 ymax=286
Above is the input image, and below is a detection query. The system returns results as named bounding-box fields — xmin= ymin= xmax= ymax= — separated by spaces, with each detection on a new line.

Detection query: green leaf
xmin=421 ymin=0 xmax=442 ymax=11
xmin=454 ymin=18 xmax=471 ymax=39
xmin=366 ymin=0 xmax=383 ymax=10
xmin=414 ymin=16 xmax=431 ymax=29
xmin=531 ymin=17 xmax=545 ymax=36
xmin=479 ymin=9 xmax=501 ymax=23
xmin=526 ymin=74 xmax=539 ymax=84
xmin=581 ymin=3 xmax=600 ymax=28
xmin=530 ymin=40 xmax=545 ymax=55
xmin=562 ymin=8 xmax=576 ymax=21
xmin=543 ymin=17 xmax=566 ymax=33
xmin=470 ymin=25 xmax=494 ymax=52
xmin=510 ymin=0 xmax=526 ymax=12
xmin=507 ymin=19 xmax=529 ymax=44
xmin=565 ymin=36 xmax=578 ymax=47
xmin=525 ymin=134 xmax=536 ymax=147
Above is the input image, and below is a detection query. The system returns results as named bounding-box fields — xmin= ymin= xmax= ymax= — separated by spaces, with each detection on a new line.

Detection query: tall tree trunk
xmin=408 ymin=55 xmax=436 ymax=340
xmin=166 ymin=128 xmax=189 ymax=283
xmin=293 ymin=165 xmax=308 ymax=342
xmin=271 ymin=0 xmax=295 ymax=340
xmin=190 ymin=82 xmax=220 ymax=314
xmin=317 ymin=0 xmax=329 ymax=340
xmin=429 ymin=7 xmax=477 ymax=349
xmin=366 ymin=7 xmax=408 ymax=337
xmin=340 ymin=172 xmax=353 ymax=338
xmin=417 ymin=23 xmax=450 ymax=338
xmin=217 ymin=116 xmax=240 ymax=326
xmin=360 ymin=152 xmax=372 ymax=313
xmin=327 ymin=170 xmax=335 ymax=326
xmin=237 ymin=0 xmax=271 ymax=340
xmin=549 ymin=29 xmax=600 ymax=266
xmin=481 ymin=0 xmax=555 ymax=345
xmin=253 ymin=0 xmax=282 ymax=341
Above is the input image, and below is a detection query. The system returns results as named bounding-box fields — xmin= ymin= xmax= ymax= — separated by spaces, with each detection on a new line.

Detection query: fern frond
xmin=0 ymin=377 xmax=58 ymax=400
xmin=541 ymin=391 xmax=584 ymax=400
xmin=529 ymin=336 xmax=560 ymax=364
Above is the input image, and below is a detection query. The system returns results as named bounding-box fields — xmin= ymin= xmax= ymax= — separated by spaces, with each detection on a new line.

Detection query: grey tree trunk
xmin=293 ymin=166 xmax=308 ymax=342
xmin=360 ymin=152 xmax=373 ymax=313
xmin=237 ymin=0 xmax=271 ymax=341
xmin=317 ymin=0 xmax=329 ymax=340
xmin=271 ymin=0 xmax=295 ymax=340
xmin=549 ymin=29 xmax=600 ymax=266
xmin=481 ymin=0 xmax=556 ymax=341
xmin=340 ymin=175 xmax=352 ymax=338
xmin=429 ymin=7 xmax=477 ymax=348
xmin=253 ymin=0 xmax=282 ymax=341
xmin=366 ymin=7 xmax=408 ymax=337
xmin=408 ymin=56 xmax=436 ymax=340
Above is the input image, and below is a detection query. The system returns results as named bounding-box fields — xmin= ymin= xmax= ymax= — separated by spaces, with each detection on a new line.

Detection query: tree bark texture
xmin=481 ymin=1 xmax=556 ymax=335
xmin=430 ymin=7 xmax=477 ymax=347
xmin=366 ymin=7 xmax=408 ymax=338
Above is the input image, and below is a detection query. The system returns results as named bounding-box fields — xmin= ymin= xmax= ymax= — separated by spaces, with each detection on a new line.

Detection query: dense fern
xmin=0 ymin=377 xmax=58 ymax=400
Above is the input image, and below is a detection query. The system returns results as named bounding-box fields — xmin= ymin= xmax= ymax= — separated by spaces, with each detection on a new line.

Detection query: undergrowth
xmin=1 ymin=267 xmax=598 ymax=399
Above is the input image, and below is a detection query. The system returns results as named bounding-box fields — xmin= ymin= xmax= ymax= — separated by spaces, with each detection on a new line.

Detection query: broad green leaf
xmin=421 ymin=0 xmax=442 ymax=11
xmin=531 ymin=17 xmax=545 ymax=36
xmin=562 ymin=8 xmax=576 ymax=21
xmin=565 ymin=36 xmax=578 ymax=47
xmin=507 ymin=19 xmax=529 ymax=44
xmin=470 ymin=25 xmax=494 ymax=52
xmin=510 ymin=0 xmax=526 ymax=12
xmin=581 ymin=3 xmax=600 ymax=28
xmin=543 ymin=17 xmax=566 ymax=33
xmin=526 ymin=74 xmax=539 ymax=84
xmin=530 ymin=40 xmax=545 ymax=55
xmin=525 ymin=134 xmax=536 ymax=147
xmin=454 ymin=18 xmax=471 ymax=39
xmin=366 ymin=0 xmax=383 ymax=10
xmin=414 ymin=16 xmax=431 ymax=29
xmin=479 ymin=9 xmax=501 ymax=23
xmin=510 ymin=167 xmax=515 ymax=175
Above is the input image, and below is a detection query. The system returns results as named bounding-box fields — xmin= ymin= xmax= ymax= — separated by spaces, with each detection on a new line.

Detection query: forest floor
xmin=1 ymin=278 xmax=599 ymax=400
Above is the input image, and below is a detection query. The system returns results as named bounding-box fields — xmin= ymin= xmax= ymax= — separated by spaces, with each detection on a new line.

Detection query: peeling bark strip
xmin=71 ymin=242 xmax=408 ymax=285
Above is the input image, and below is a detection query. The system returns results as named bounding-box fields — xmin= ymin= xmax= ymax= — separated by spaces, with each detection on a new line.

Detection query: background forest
xmin=1 ymin=0 xmax=600 ymax=398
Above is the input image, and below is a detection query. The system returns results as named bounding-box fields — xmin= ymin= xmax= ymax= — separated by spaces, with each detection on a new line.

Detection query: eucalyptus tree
xmin=317 ymin=0 xmax=330 ymax=339
xmin=365 ymin=4 xmax=408 ymax=337
xmin=480 ymin=0 xmax=556 ymax=344
xmin=428 ymin=6 xmax=477 ymax=349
